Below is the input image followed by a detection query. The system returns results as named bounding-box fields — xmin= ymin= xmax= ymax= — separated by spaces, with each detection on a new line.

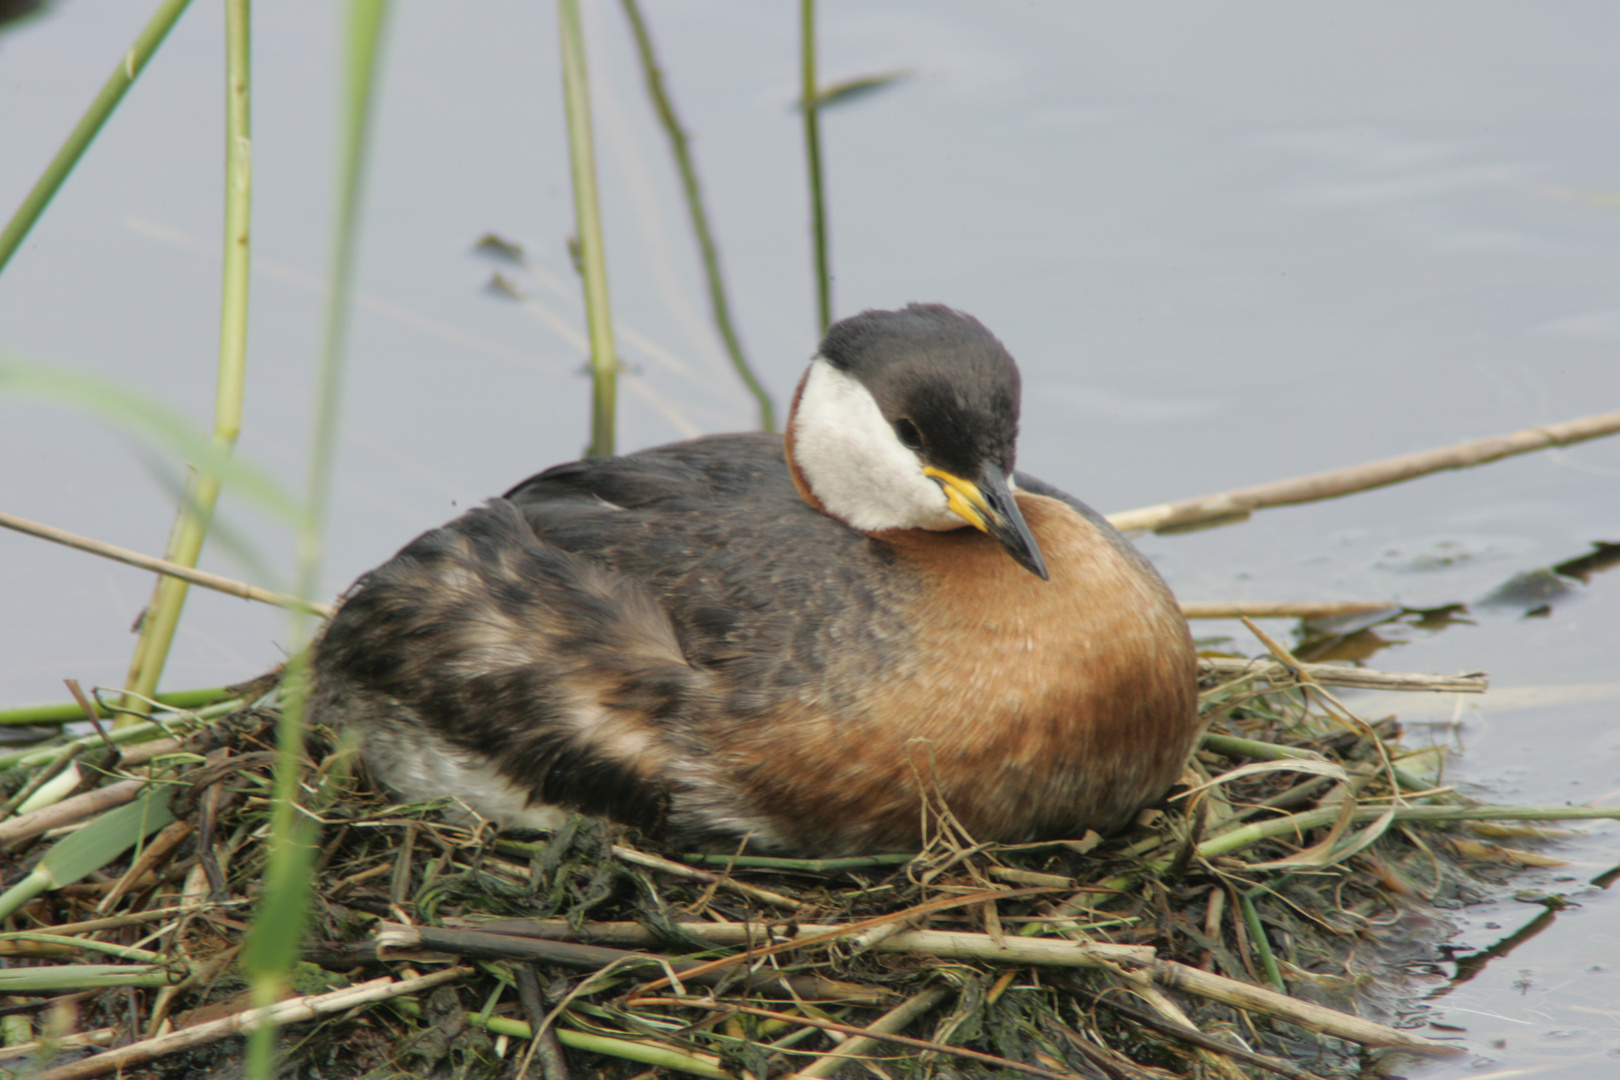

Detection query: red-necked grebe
xmin=311 ymin=304 xmax=1200 ymax=855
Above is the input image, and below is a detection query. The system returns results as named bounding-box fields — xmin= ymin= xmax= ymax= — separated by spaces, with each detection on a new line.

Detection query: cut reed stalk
xmin=122 ymin=0 xmax=254 ymax=718
xmin=559 ymin=0 xmax=620 ymax=457
xmin=618 ymin=0 xmax=775 ymax=432
xmin=0 ymin=0 xmax=195 ymax=275
xmin=0 ymin=965 xmax=184 ymax=995
xmin=1107 ymin=409 xmax=1620 ymax=534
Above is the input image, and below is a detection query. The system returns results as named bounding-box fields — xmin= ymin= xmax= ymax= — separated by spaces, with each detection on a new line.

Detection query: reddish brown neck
xmin=782 ymin=366 xmax=831 ymax=518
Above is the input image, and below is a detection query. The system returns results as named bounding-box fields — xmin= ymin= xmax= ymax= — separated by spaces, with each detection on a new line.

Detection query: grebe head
xmin=788 ymin=303 xmax=1048 ymax=579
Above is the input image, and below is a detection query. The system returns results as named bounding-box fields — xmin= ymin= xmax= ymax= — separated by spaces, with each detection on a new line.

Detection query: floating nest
xmin=0 ymin=651 xmax=1582 ymax=1080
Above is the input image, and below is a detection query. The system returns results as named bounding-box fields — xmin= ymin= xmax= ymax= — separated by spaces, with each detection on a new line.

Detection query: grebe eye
xmin=893 ymin=418 xmax=923 ymax=450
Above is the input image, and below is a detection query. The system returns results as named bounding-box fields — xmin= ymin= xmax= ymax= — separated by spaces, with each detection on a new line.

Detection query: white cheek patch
xmin=791 ymin=357 xmax=968 ymax=533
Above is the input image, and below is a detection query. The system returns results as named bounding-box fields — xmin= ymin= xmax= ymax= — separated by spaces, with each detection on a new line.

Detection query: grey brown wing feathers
xmin=311 ymin=499 xmax=711 ymax=831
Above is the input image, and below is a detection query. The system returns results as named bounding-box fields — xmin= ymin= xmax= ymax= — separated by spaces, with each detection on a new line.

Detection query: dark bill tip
xmin=979 ymin=464 xmax=1048 ymax=580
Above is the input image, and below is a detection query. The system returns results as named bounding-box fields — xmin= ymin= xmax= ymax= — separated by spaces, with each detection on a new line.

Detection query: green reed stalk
xmin=0 ymin=0 xmax=194 ymax=276
xmin=242 ymin=4 xmax=390 ymax=1077
xmin=559 ymin=0 xmax=620 ymax=457
xmin=800 ymin=0 xmax=831 ymax=334
xmin=0 ymin=685 xmax=229 ymax=727
xmin=618 ymin=0 xmax=776 ymax=432
xmin=121 ymin=0 xmax=253 ymax=720
xmin=1239 ymin=890 xmax=1286 ymax=991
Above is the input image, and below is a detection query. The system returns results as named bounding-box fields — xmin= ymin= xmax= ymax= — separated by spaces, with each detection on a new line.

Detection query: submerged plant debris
xmin=0 ymin=653 xmax=1607 ymax=1080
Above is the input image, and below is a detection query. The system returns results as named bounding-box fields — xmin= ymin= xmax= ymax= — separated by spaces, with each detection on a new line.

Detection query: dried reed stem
xmin=0 ymin=779 xmax=145 ymax=845
xmin=26 ymin=968 xmax=468 ymax=1080
xmin=493 ymin=919 xmax=1453 ymax=1054
xmin=1199 ymin=656 xmax=1487 ymax=694
xmin=1108 ymin=409 xmax=1620 ymax=534
xmin=1181 ymin=601 xmax=1396 ymax=620
xmin=0 ymin=510 xmax=331 ymax=617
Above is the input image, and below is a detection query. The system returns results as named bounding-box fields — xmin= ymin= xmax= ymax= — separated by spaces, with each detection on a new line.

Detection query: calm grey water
xmin=2 ymin=3 xmax=1618 ymax=1074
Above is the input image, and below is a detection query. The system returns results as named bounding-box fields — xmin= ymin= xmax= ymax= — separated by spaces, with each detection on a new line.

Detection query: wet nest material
xmin=0 ymin=653 xmax=1579 ymax=1080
